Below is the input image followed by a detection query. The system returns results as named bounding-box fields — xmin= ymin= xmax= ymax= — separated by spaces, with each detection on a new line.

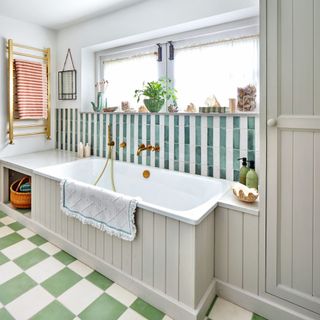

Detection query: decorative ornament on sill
xmin=185 ymin=103 xmax=196 ymax=113
xmin=58 ymin=48 xmax=77 ymax=100
xmin=237 ymin=84 xmax=257 ymax=112
xmin=121 ymin=101 xmax=135 ymax=113
xmin=91 ymin=79 xmax=108 ymax=112
xmin=168 ymin=104 xmax=179 ymax=113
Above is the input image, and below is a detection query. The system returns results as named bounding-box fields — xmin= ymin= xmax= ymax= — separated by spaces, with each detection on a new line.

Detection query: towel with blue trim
xmin=60 ymin=179 xmax=138 ymax=241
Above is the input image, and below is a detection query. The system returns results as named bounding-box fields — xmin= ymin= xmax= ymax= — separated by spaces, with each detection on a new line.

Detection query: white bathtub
xmin=35 ymin=157 xmax=230 ymax=224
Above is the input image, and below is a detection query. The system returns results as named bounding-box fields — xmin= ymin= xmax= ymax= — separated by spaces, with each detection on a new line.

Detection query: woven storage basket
xmin=10 ymin=176 xmax=31 ymax=209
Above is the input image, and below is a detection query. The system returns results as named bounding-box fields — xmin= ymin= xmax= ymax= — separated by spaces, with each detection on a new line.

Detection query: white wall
xmin=57 ymin=0 xmax=259 ymax=111
xmin=0 ymin=15 xmax=57 ymax=157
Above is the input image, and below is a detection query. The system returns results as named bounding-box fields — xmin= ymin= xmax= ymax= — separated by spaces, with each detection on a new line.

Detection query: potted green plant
xmin=134 ymin=78 xmax=177 ymax=112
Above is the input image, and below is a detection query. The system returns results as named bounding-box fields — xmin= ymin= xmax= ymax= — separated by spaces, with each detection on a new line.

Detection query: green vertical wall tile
xmin=130 ymin=115 xmax=134 ymax=163
xmin=248 ymin=117 xmax=255 ymax=129
xmin=57 ymin=110 xmax=258 ymax=182
xmin=123 ymin=115 xmax=127 ymax=162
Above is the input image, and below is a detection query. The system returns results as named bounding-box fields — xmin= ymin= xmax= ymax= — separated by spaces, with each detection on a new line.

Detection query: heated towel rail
xmin=7 ymin=39 xmax=51 ymax=144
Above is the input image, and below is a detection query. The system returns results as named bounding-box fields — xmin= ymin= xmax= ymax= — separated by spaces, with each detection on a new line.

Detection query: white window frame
xmin=96 ymin=16 xmax=259 ymax=111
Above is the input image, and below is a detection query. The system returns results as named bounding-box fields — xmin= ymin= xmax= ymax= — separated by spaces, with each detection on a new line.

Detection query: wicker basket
xmin=10 ymin=176 xmax=31 ymax=209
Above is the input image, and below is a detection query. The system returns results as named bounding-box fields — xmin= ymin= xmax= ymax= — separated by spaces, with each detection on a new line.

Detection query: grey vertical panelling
xmin=195 ymin=212 xmax=214 ymax=307
xmin=313 ymin=133 xmax=320 ymax=297
xmin=280 ymin=131 xmax=293 ymax=288
xmin=315 ymin=1 xmax=320 ymax=115
xmin=292 ymin=132 xmax=314 ymax=295
xmin=214 ymin=207 xmax=259 ymax=295
xmin=228 ymin=210 xmax=243 ymax=288
xmin=243 ymin=214 xmax=259 ymax=294
xmin=280 ymin=0 xmax=293 ymax=115
xmin=166 ymin=218 xmax=179 ymax=300
xmin=293 ymin=0 xmax=314 ymax=115
xmin=153 ymin=214 xmax=166 ymax=292
xmin=131 ymin=209 xmax=143 ymax=280
xmin=214 ymin=207 xmax=229 ymax=282
xmin=142 ymin=211 xmax=154 ymax=286
xmin=179 ymin=222 xmax=195 ymax=307
xmin=32 ymin=175 xmax=220 ymax=308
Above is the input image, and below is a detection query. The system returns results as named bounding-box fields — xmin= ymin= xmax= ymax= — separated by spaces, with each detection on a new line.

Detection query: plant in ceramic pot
xmin=134 ymin=78 xmax=177 ymax=113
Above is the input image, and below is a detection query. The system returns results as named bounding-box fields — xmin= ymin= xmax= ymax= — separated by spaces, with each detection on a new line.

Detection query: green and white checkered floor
xmin=0 ymin=211 xmax=266 ymax=320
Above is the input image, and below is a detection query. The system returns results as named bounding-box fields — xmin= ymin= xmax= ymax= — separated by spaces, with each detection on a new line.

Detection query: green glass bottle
xmin=238 ymin=157 xmax=249 ymax=185
xmin=246 ymin=160 xmax=259 ymax=190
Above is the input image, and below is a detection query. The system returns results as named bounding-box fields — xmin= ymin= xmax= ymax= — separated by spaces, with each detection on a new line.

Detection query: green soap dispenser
xmin=246 ymin=160 xmax=259 ymax=190
xmin=238 ymin=157 xmax=249 ymax=185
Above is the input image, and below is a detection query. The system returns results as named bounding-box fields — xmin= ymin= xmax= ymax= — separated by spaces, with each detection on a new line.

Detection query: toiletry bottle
xmin=238 ymin=157 xmax=249 ymax=185
xmin=84 ymin=143 xmax=91 ymax=157
xmin=78 ymin=142 xmax=84 ymax=158
xmin=246 ymin=160 xmax=259 ymax=190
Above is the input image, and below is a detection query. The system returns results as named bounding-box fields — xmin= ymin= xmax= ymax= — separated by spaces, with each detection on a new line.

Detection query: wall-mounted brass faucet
xmin=137 ymin=144 xmax=160 ymax=156
xmin=107 ymin=124 xmax=115 ymax=147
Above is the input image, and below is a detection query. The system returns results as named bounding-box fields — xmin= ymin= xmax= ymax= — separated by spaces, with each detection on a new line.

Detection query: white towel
xmin=60 ymin=179 xmax=138 ymax=241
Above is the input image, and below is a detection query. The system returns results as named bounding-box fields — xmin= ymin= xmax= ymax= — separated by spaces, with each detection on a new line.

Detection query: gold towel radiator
xmin=7 ymin=39 xmax=51 ymax=144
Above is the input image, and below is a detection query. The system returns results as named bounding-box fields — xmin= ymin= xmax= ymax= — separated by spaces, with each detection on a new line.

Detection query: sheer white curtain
xmin=103 ymin=53 xmax=158 ymax=109
xmin=174 ymin=36 xmax=259 ymax=109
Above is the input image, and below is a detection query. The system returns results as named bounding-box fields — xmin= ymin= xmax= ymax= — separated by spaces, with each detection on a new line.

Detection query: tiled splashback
xmin=56 ymin=108 xmax=259 ymax=181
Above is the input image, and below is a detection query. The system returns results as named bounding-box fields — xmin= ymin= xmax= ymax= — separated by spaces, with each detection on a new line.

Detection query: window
xmin=99 ymin=20 xmax=259 ymax=111
xmin=103 ymin=51 xmax=158 ymax=108
xmin=174 ymin=36 xmax=259 ymax=109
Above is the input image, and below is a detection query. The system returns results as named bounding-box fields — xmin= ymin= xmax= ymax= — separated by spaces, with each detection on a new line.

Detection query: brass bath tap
xmin=107 ymin=124 xmax=115 ymax=146
xmin=137 ymin=144 xmax=160 ymax=156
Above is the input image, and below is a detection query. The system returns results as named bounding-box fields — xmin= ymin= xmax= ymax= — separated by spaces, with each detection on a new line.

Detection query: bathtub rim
xmin=33 ymin=156 xmax=231 ymax=225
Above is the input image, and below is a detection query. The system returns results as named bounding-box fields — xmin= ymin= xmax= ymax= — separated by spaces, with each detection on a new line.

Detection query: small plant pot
xmin=144 ymin=99 xmax=164 ymax=113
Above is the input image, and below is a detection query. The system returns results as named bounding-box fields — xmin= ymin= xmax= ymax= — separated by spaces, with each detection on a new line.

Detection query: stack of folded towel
xmin=14 ymin=59 xmax=48 ymax=119
xmin=19 ymin=181 xmax=31 ymax=193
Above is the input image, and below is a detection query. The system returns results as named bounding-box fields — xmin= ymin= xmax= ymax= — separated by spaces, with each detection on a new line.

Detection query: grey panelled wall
xmin=55 ymin=109 xmax=259 ymax=181
xmin=266 ymin=0 xmax=320 ymax=316
xmin=214 ymin=207 xmax=259 ymax=294
xmin=31 ymin=173 xmax=215 ymax=310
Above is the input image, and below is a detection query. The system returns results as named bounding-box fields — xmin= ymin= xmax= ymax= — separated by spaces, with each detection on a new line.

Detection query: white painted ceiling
xmin=0 ymin=0 xmax=144 ymax=30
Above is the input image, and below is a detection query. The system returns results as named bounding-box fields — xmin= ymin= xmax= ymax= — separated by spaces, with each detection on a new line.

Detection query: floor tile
xmin=106 ymin=283 xmax=137 ymax=307
xmin=39 ymin=242 xmax=61 ymax=255
xmin=0 ymin=216 xmax=16 ymax=226
xmin=131 ymin=298 xmax=165 ymax=320
xmin=57 ymin=279 xmax=103 ymax=315
xmin=0 ymin=261 xmax=23 ymax=285
xmin=118 ymin=308 xmax=148 ymax=320
xmin=2 ymin=239 xmax=36 ymax=260
xmin=0 ymin=273 xmax=37 ymax=305
xmin=8 ymin=222 xmax=24 ymax=231
xmin=79 ymin=293 xmax=126 ymax=320
xmin=42 ymin=267 xmax=82 ymax=297
xmin=252 ymin=314 xmax=267 ymax=320
xmin=29 ymin=234 xmax=47 ymax=246
xmin=26 ymin=257 xmax=65 ymax=283
xmin=31 ymin=300 xmax=75 ymax=320
xmin=54 ymin=250 xmax=76 ymax=265
xmin=17 ymin=228 xmax=35 ymax=239
xmin=0 ymin=252 xmax=9 ymax=265
xmin=14 ymin=248 xmax=49 ymax=270
xmin=0 ymin=233 xmax=24 ymax=250
xmin=86 ymin=270 xmax=113 ymax=290
xmin=0 ymin=308 xmax=15 ymax=320
xmin=0 ymin=211 xmax=7 ymax=218
xmin=68 ymin=260 xmax=93 ymax=277
xmin=0 ymin=226 xmax=14 ymax=238
xmin=5 ymin=285 xmax=54 ymax=320
xmin=208 ymin=298 xmax=252 ymax=320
